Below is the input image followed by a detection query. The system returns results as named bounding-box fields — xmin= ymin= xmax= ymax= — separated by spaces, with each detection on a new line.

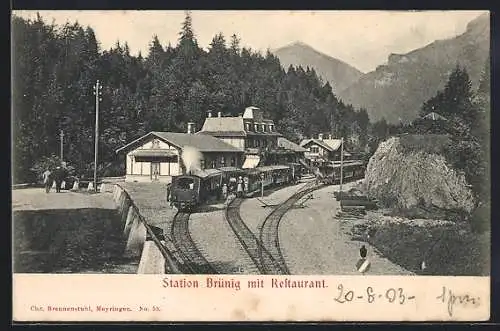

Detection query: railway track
xmin=259 ymin=181 xmax=324 ymax=275
xmin=225 ymin=198 xmax=286 ymax=274
xmin=171 ymin=211 xmax=217 ymax=274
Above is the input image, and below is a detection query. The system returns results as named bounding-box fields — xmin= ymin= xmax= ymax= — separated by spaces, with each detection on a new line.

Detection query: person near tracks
xmin=52 ymin=165 xmax=68 ymax=193
xmin=236 ymin=176 xmax=244 ymax=198
xmin=222 ymin=183 xmax=228 ymax=200
xmin=166 ymin=182 xmax=172 ymax=204
xmin=42 ymin=168 xmax=53 ymax=193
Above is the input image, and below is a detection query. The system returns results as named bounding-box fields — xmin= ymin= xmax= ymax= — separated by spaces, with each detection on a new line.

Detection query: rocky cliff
xmin=338 ymin=13 xmax=490 ymax=123
xmin=365 ymin=135 xmax=475 ymax=213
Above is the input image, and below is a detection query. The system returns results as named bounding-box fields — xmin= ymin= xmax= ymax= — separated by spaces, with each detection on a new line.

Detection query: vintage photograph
xmin=12 ymin=10 xmax=490 ymax=280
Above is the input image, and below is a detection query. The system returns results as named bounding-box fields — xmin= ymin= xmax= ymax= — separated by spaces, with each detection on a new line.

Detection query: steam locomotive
xmin=169 ymin=164 xmax=298 ymax=211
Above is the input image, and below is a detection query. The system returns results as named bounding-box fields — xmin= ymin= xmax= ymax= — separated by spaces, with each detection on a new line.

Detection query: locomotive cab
xmin=170 ymin=175 xmax=201 ymax=211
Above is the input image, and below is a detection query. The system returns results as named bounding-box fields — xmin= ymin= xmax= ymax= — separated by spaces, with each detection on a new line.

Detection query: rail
xmin=225 ymin=197 xmax=286 ymax=274
xmin=114 ymin=183 xmax=183 ymax=274
xmin=171 ymin=211 xmax=217 ymax=274
xmin=259 ymin=181 xmax=324 ymax=275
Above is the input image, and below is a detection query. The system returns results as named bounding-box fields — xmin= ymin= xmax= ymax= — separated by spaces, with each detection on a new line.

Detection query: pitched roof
xmin=278 ymin=137 xmax=307 ymax=152
xmin=199 ymin=117 xmax=246 ymax=136
xmin=300 ymin=139 xmax=334 ymax=151
xmin=300 ymin=138 xmax=342 ymax=152
xmin=116 ymin=132 xmax=243 ymax=154
xmin=322 ymin=139 xmax=342 ymax=150
xmin=198 ymin=116 xmax=281 ymax=137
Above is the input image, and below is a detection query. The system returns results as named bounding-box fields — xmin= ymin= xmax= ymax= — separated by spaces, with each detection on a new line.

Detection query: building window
xmin=254 ymin=124 xmax=259 ymax=131
xmin=269 ymin=125 xmax=274 ymax=132
xmin=211 ymin=160 xmax=217 ymax=168
xmin=230 ymin=157 xmax=236 ymax=166
xmin=262 ymin=124 xmax=266 ymax=132
xmin=310 ymin=146 xmax=319 ymax=153
xmin=221 ymin=156 xmax=226 ymax=167
xmin=246 ymin=123 xmax=251 ymax=131
xmin=200 ymin=159 xmax=205 ymax=169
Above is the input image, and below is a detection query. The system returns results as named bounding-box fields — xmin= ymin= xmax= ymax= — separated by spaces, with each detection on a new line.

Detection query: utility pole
xmin=339 ymin=137 xmax=344 ymax=199
xmin=93 ymin=80 xmax=102 ymax=192
xmin=59 ymin=130 xmax=64 ymax=161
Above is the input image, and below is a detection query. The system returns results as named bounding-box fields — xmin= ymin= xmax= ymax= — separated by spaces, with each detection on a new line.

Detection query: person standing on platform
xmin=222 ymin=183 xmax=228 ymax=200
xmin=236 ymin=176 xmax=243 ymax=198
xmin=42 ymin=169 xmax=53 ymax=193
xmin=243 ymin=176 xmax=249 ymax=195
xmin=166 ymin=183 xmax=172 ymax=203
xmin=53 ymin=166 xmax=65 ymax=193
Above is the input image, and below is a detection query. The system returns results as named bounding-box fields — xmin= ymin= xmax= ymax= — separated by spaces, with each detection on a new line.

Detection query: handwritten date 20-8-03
xmin=334 ymin=284 xmax=415 ymax=304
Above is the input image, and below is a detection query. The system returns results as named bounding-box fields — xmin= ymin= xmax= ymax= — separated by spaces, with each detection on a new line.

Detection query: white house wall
xmin=142 ymin=162 xmax=151 ymax=175
xmin=125 ymin=136 xmax=183 ymax=182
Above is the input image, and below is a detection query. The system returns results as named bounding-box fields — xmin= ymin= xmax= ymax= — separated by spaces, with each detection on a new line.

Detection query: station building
xmin=197 ymin=106 xmax=304 ymax=169
xmin=116 ymin=124 xmax=244 ymax=183
xmin=300 ymin=134 xmax=351 ymax=167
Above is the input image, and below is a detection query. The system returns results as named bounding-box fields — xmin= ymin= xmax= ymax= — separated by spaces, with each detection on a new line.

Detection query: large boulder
xmin=365 ymin=135 xmax=475 ymax=213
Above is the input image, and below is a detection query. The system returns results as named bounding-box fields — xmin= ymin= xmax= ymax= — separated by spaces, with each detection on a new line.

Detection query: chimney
xmin=207 ymin=111 xmax=212 ymax=118
xmin=187 ymin=122 xmax=195 ymax=134
xmin=217 ymin=111 xmax=222 ymax=117
xmin=318 ymin=133 xmax=323 ymax=140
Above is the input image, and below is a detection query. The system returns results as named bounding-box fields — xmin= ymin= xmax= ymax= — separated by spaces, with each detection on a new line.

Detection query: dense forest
xmin=12 ymin=12 xmax=382 ymax=184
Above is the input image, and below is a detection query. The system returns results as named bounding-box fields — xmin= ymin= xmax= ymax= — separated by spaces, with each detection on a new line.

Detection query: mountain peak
xmin=289 ymin=40 xmax=312 ymax=48
xmin=337 ymin=14 xmax=490 ymax=124
xmin=273 ymin=42 xmax=363 ymax=93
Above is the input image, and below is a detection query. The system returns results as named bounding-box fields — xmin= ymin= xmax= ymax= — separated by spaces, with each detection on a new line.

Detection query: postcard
xmin=11 ymin=10 xmax=491 ymax=322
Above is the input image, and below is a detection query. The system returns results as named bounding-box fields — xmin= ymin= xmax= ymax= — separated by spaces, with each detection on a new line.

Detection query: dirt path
xmin=279 ymin=184 xmax=413 ymax=275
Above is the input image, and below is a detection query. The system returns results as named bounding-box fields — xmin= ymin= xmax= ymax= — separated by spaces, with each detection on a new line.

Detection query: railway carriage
xmin=318 ymin=161 xmax=365 ymax=185
xmin=256 ymin=165 xmax=292 ymax=187
xmin=244 ymin=168 xmax=263 ymax=193
xmin=218 ymin=166 xmax=246 ymax=185
xmin=286 ymin=162 xmax=302 ymax=183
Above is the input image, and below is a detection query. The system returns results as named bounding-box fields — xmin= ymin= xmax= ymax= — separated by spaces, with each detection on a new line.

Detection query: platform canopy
xmin=242 ymin=155 xmax=261 ymax=169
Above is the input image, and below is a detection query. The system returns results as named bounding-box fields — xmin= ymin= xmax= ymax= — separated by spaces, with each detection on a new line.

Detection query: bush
xmin=361 ymin=222 xmax=489 ymax=276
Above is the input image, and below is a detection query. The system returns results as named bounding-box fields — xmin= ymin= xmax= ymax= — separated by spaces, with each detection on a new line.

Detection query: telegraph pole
xmin=93 ymin=80 xmax=102 ymax=192
xmin=59 ymin=130 xmax=64 ymax=161
xmin=339 ymin=137 xmax=344 ymax=199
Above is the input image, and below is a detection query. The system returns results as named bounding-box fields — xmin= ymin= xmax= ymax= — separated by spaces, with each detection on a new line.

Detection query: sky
xmin=12 ymin=10 xmax=487 ymax=73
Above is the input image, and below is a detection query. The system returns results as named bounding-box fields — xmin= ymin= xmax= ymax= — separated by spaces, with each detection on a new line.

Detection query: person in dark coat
xmin=360 ymin=245 xmax=367 ymax=258
xmin=166 ymin=183 xmax=172 ymax=202
xmin=356 ymin=245 xmax=371 ymax=275
xmin=53 ymin=166 xmax=65 ymax=193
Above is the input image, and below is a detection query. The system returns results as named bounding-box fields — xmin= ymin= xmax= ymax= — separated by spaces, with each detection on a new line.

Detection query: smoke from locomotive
xmin=182 ymin=146 xmax=202 ymax=175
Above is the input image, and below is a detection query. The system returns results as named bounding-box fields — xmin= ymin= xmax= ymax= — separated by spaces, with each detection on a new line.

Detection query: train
xmin=169 ymin=160 xmax=365 ymax=211
xmin=317 ymin=160 xmax=365 ymax=185
xmin=170 ymin=164 xmax=298 ymax=211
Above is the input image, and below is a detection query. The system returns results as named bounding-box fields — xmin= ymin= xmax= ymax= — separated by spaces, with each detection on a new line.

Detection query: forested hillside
xmin=12 ymin=12 xmax=377 ymax=183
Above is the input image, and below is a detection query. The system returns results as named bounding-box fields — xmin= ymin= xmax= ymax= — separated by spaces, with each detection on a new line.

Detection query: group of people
xmin=222 ymin=176 xmax=247 ymax=200
xmin=42 ymin=166 xmax=68 ymax=193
